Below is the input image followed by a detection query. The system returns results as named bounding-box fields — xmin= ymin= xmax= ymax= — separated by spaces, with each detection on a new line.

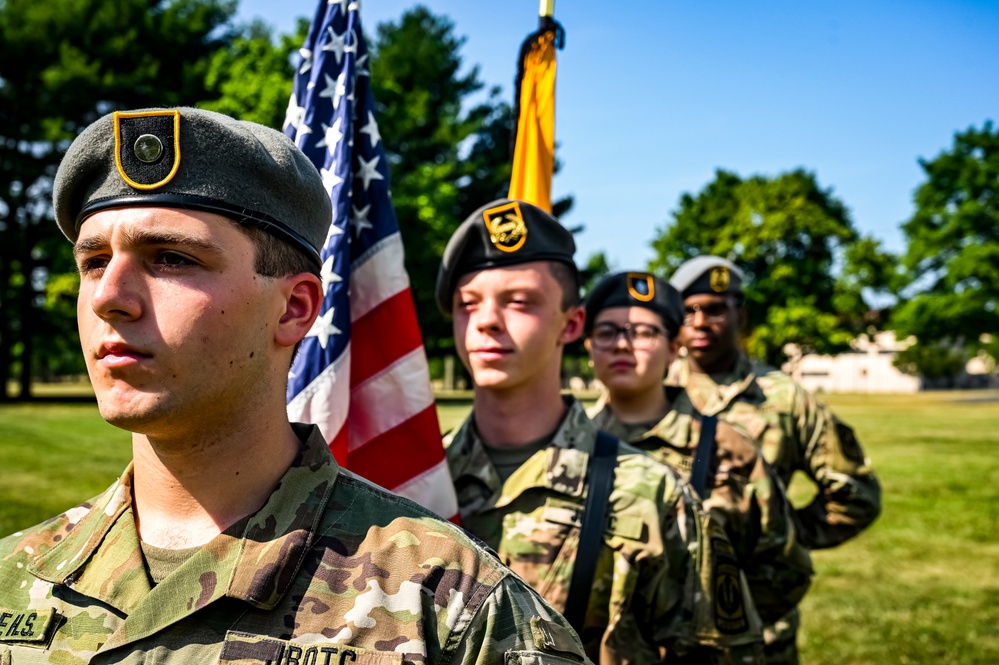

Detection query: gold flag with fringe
xmin=508 ymin=19 xmax=563 ymax=213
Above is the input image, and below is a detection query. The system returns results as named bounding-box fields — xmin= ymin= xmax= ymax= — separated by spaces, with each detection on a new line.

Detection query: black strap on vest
xmin=563 ymin=430 xmax=618 ymax=634
xmin=689 ymin=412 xmax=717 ymax=498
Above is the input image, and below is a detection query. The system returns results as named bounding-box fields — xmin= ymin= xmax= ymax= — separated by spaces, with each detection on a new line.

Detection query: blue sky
xmin=236 ymin=0 xmax=999 ymax=271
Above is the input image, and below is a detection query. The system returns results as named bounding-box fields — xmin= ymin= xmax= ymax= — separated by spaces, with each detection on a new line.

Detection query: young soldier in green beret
xmin=668 ymin=256 xmax=882 ymax=665
xmin=0 ymin=109 xmax=590 ymax=665
xmin=583 ymin=271 xmax=813 ymax=644
xmin=437 ymin=199 xmax=766 ymax=665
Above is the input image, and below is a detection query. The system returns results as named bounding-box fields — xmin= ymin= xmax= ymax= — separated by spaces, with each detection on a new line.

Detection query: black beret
xmin=669 ymin=256 xmax=744 ymax=299
xmin=585 ymin=271 xmax=683 ymax=338
xmin=53 ymin=107 xmax=332 ymax=265
xmin=435 ymin=198 xmax=577 ymax=314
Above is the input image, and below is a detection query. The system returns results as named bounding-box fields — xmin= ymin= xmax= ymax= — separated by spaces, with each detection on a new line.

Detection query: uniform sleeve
xmin=654 ymin=483 xmax=766 ymax=665
xmin=790 ymin=388 xmax=882 ymax=550
xmin=447 ymin=574 xmax=592 ymax=665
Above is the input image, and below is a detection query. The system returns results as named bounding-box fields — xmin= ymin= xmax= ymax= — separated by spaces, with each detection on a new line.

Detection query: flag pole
xmin=540 ymin=0 xmax=555 ymax=17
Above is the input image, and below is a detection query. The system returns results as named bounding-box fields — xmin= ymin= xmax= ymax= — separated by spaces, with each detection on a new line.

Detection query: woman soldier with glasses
xmin=583 ymin=271 xmax=814 ymax=660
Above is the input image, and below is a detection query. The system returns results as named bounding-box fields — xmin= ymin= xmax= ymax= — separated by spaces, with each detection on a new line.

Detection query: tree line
xmin=0 ymin=0 xmax=995 ymax=399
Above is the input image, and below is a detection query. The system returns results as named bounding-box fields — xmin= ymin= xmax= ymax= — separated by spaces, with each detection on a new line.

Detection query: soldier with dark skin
xmin=584 ymin=272 xmax=813 ymax=637
xmin=0 ymin=108 xmax=591 ymax=665
xmin=667 ymin=256 xmax=882 ymax=665
xmin=437 ymin=200 xmax=766 ymax=665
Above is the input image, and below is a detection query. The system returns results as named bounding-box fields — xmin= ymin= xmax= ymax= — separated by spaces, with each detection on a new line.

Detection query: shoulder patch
xmin=711 ymin=538 xmax=750 ymax=635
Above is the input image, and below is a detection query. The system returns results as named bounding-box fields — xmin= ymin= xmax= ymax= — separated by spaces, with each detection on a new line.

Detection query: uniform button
xmin=134 ymin=134 xmax=164 ymax=163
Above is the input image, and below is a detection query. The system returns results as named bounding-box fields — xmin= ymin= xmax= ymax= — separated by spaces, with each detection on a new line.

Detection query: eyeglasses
xmin=682 ymin=302 xmax=731 ymax=325
xmin=590 ymin=322 xmax=666 ymax=350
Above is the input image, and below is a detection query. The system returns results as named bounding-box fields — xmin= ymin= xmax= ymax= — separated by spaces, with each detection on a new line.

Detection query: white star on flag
xmin=298 ymin=48 xmax=313 ymax=75
xmin=322 ymin=25 xmax=347 ymax=65
xmin=321 ymin=164 xmax=344 ymax=195
xmin=323 ymin=217 xmax=345 ymax=247
xmin=316 ymin=118 xmax=344 ymax=153
xmin=359 ymin=111 xmax=381 ymax=148
xmin=307 ymin=308 xmax=341 ymax=349
xmin=320 ymin=256 xmax=343 ymax=294
xmin=356 ymin=155 xmax=384 ymax=191
xmin=351 ymin=203 xmax=373 ymax=237
xmin=295 ymin=123 xmax=313 ymax=147
xmin=355 ymin=53 xmax=369 ymax=79
xmin=284 ymin=96 xmax=305 ymax=132
xmin=319 ymin=72 xmax=347 ymax=110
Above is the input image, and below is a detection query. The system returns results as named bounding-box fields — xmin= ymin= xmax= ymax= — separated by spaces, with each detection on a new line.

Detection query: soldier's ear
xmin=736 ymin=303 xmax=748 ymax=331
xmin=276 ymin=272 xmax=324 ymax=348
xmin=559 ymin=305 xmax=585 ymax=345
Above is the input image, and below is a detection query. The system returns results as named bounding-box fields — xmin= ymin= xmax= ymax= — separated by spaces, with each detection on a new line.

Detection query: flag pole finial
xmin=540 ymin=0 xmax=554 ymax=18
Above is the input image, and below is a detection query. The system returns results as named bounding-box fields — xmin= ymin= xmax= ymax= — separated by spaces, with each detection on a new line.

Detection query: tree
xmin=892 ymin=121 xmax=999 ymax=375
xmin=649 ymin=168 xmax=887 ymax=366
xmin=201 ymin=19 xmax=308 ymax=129
xmin=0 ymin=0 xmax=238 ymax=399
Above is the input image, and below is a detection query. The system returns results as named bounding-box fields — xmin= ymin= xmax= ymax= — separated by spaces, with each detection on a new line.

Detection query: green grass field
xmin=2 ymin=391 xmax=997 ymax=663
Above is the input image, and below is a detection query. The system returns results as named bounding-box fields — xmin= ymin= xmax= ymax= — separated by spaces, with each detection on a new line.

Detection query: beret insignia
xmin=113 ymin=110 xmax=181 ymax=190
xmin=482 ymin=200 xmax=528 ymax=253
xmin=626 ymin=273 xmax=655 ymax=302
xmin=709 ymin=265 xmax=730 ymax=293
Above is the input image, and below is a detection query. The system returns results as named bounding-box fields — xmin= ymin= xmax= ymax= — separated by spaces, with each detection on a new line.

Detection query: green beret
xmin=435 ymin=199 xmax=577 ymax=314
xmin=53 ymin=107 xmax=331 ymax=265
xmin=669 ymin=256 xmax=744 ymax=299
xmin=585 ymin=271 xmax=683 ymax=337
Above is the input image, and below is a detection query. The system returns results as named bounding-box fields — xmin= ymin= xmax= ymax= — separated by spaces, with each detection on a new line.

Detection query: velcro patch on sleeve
xmin=0 ymin=608 xmax=57 ymax=643
xmin=529 ymin=617 xmax=584 ymax=660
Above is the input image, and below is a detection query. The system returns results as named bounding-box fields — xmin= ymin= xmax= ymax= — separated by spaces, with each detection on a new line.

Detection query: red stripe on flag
xmin=349 ymin=289 xmax=424 ymax=387
xmin=327 ymin=424 xmax=350 ymax=467
xmin=346 ymin=406 xmax=444 ymax=490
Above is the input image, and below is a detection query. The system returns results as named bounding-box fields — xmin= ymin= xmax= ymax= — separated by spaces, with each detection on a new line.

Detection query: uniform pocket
xmin=497 ymin=500 xmax=582 ymax=611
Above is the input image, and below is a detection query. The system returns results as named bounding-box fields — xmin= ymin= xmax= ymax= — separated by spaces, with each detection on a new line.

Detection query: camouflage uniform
xmin=445 ymin=398 xmax=766 ymax=665
xmin=0 ymin=424 xmax=591 ymax=665
xmin=668 ymin=353 xmax=882 ymax=663
xmin=588 ymin=391 xmax=814 ymax=627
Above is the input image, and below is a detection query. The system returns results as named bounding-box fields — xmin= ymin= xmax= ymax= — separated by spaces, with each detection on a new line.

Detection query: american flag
xmin=284 ymin=0 xmax=458 ymax=520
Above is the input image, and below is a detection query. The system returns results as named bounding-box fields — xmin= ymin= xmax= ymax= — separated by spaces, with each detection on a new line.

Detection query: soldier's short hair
xmin=234 ymin=223 xmax=322 ymax=280
xmin=547 ymin=261 xmax=581 ymax=311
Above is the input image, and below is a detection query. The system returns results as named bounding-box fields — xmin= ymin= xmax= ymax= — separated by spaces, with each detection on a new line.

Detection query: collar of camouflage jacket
xmin=667 ymin=353 xmax=762 ymax=415
xmin=27 ymin=423 xmax=339 ymax=627
xmin=449 ymin=397 xmax=599 ymax=507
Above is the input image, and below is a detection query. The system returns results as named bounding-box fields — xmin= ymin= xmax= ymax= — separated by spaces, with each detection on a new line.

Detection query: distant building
xmin=783 ymin=331 xmax=921 ymax=394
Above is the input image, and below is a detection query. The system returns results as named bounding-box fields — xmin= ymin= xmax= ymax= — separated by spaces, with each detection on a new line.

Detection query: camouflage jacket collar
xmin=28 ymin=423 xmax=339 ymax=623
xmin=449 ymin=396 xmax=599 ymax=509
xmin=588 ymin=388 xmax=697 ymax=454
xmin=668 ymin=353 xmax=763 ymax=415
